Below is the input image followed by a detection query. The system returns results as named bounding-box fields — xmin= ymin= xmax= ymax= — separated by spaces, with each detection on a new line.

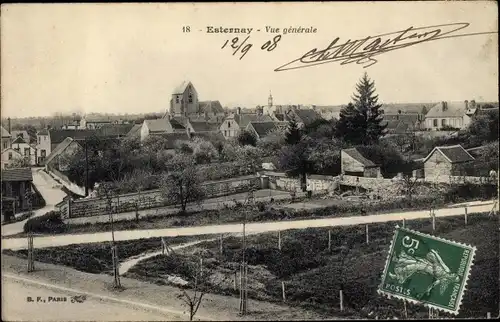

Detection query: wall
xmin=424 ymin=175 xmax=494 ymax=184
xmin=423 ymin=150 xmax=452 ymax=182
xmin=36 ymin=133 xmax=51 ymax=163
xmin=425 ymin=117 xmax=464 ymax=130
xmin=59 ymin=175 xmax=261 ymax=219
xmin=339 ymin=174 xmax=395 ymax=190
xmin=48 ymin=167 xmax=86 ymax=197
xmin=262 ymin=171 xmax=302 ymax=192
xmin=11 ymin=141 xmax=37 ymax=165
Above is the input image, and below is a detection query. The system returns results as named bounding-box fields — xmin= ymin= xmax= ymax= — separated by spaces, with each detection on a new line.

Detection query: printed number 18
xmin=402 ymin=236 xmax=419 ymax=254
xmin=183 ymin=26 xmax=191 ymax=33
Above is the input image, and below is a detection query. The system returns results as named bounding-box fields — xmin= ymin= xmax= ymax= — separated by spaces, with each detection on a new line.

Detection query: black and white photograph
xmin=1 ymin=2 xmax=498 ymax=321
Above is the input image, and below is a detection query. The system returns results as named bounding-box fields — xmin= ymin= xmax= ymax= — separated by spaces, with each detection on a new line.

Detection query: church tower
xmin=265 ymin=91 xmax=275 ymax=115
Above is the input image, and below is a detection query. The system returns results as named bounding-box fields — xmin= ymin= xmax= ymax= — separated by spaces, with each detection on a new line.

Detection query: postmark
xmin=378 ymin=226 xmax=476 ymax=315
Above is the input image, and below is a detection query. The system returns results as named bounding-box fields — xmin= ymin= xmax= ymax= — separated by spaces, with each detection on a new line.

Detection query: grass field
xmin=3 ymin=213 xmax=497 ymax=319
xmin=126 ymin=213 xmax=498 ymax=319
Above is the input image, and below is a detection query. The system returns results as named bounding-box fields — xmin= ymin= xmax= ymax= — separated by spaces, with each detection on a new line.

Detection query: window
xmin=41 ymin=150 xmax=46 ymax=157
xmin=224 ymin=130 xmax=227 ymax=137
xmin=433 ymin=119 xmax=438 ymax=127
xmin=2 ymin=141 xmax=7 ymax=149
xmin=441 ymin=119 xmax=446 ymax=127
xmin=188 ymin=94 xmax=193 ymax=103
xmin=176 ymin=95 xmax=180 ymax=103
xmin=228 ymin=121 xmax=231 ymax=128
xmin=24 ymin=148 xmax=30 ymax=156
xmin=38 ymin=137 xmax=41 ymax=144
xmin=8 ymin=152 xmax=12 ymax=160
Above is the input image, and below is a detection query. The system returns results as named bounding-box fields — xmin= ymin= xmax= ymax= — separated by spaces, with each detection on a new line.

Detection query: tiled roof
xmin=342 ymin=148 xmax=377 ymax=167
xmin=96 ymin=124 xmax=135 ymax=137
xmin=1 ymin=125 xmax=11 ymax=138
xmin=37 ymin=129 xmax=49 ymax=136
xmin=10 ymin=130 xmax=30 ymax=140
xmin=49 ymin=129 xmax=99 ymax=145
xmin=45 ymin=137 xmax=77 ymax=165
xmin=426 ymin=102 xmax=467 ymax=118
xmin=126 ymin=124 xmax=142 ymax=137
xmin=189 ymin=121 xmax=220 ymax=132
xmin=170 ymin=118 xmax=186 ymax=130
xmin=11 ymin=136 xmax=28 ymax=144
xmin=1 ymin=167 xmax=33 ymax=182
xmin=172 ymin=81 xmax=191 ymax=94
xmin=144 ymin=119 xmax=171 ymax=133
xmin=154 ymin=132 xmax=190 ymax=149
xmin=233 ymin=114 xmax=274 ymax=128
xmin=292 ymin=109 xmax=323 ymax=126
xmin=199 ymin=101 xmax=225 ymax=114
xmin=424 ymin=145 xmax=475 ymax=164
xmin=248 ymin=122 xmax=279 ymax=138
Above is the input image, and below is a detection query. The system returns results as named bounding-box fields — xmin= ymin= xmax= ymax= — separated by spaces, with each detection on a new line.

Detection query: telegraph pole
xmin=84 ymin=138 xmax=89 ymax=197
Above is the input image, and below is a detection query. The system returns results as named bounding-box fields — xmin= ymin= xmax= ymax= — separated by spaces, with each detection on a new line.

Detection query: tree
xmin=237 ymin=130 xmax=257 ymax=147
xmin=466 ymin=109 xmax=499 ymax=146
xmin=285 ymin=116 xmax=302 ymax=145
xmin=278 ymin=137 xmax=315 ymax=190
xmin=177 ymin=258 xmax=208 ymax=321
xmin=335 ymin=73 xmax=387 ymax=144
xmin=160 ymin=155 xmax=205 ymax=213
xmin=5 ymin=157 xmax=31 ymax=169
xmin=257 ymin=127 xmax=286 ymax=155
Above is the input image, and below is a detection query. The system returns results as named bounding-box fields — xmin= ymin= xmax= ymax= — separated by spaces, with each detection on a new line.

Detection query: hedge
xmin=23 ymin=211 xmax=67 ymax=234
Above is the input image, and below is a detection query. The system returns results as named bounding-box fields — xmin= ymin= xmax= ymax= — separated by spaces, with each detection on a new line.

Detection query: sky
xmin=1 ymin=2 xmax=498 ymax=118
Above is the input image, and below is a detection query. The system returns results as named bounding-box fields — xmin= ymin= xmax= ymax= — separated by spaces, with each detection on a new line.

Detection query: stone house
xmin=1 ymin=167 xmax=34 ymax=219
xmin=1 ymin=148 xmax=23 ymax=169
xmin=45 ymin=137 xmax=84 ymax=172
xmin=424 ymin=100 xmax=478 ymax=130
xmin=423 ymin=144 xmax=475 ymax=182
xmin=341 ymin=148 xmax=382 ymax=178
xmin=245 ymin=121 xmax=287 ymax=140
xmin=219 ymin=108 xmax=273 ymax=139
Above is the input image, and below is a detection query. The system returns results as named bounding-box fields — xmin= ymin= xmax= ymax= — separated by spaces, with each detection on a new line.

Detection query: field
xmin=4 ymin=212 xmax=497 ymax=319
xmin=126 ymin=213 xmax=498 ymax=319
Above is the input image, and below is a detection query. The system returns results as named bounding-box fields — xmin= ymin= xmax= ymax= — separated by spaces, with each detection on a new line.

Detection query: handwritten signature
xmin=274 ymin=23 xmax=496 ymax=72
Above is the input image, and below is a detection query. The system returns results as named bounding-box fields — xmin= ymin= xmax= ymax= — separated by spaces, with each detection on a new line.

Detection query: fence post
xmin=365 ymin=224 xmax=369 ymax=244
xmin=281 ymin=281 xmax=286 ymax=303
xmin=233 ymin=271 xmax=237 ymax=291
xmin=431 ymin=209 xmax=436 ymax=232
xmin=339 ymin=289 xmax=344 ymax=312
xmin=278 ymin=230 xmax=282 ymax=251
xmin=403 ymin=300 xmax=408 ymax=319
xmin=161 ymin=237 xmax=165 ymax=255
xmin=402 ymin=218 xmax=406 ymax=228
xmin=487 ymin=312 xmax=491 ymax=319
xmin=328 ymin=230 xmax=332 ymax=252
xmin=464 ymin=206 xmax=468 ymax=225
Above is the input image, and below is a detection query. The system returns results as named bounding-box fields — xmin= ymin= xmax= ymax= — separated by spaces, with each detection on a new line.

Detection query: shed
xmin=341 ymin=148 xmax=381 ymax=178
xmin=422 ymin=144 xmax=475 ymax=182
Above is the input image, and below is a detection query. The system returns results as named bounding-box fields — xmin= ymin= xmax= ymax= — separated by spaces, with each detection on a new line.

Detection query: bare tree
xmin=398 ymin=174 xmax=421 ymax=200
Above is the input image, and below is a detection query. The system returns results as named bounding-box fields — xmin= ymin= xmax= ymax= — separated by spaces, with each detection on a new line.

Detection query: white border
xmin=377 ymin=225 xmax=477 ymax=316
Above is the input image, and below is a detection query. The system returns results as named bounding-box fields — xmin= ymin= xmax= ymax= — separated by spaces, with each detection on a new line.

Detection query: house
xmin=36 ymin=128 xmax=51 ymax=165
xmin=246 ymin=121 xmax=287 ymax=140
xmin=45 ymin=137 xmax=83 ymax=172
xmin=383 ymin=112 xmax=424 ymax=134
xmin=219 ymin=108 xmax=274 ymax=139
xmin=97 ymin=124 xmax=136 ymax=139
xmin=1 ymin=167 xmax=34 ymax=220
xmin=1 ymin=125 xmax=11 ymax=150
xmin=287 ymin=108 xmax=324 ymax=128
xmin=1 ymin=148 xmax=23 ymax=169
xmin=424 ymin=100 xmax=479 ymax=130
xmin=186 ymin=119 xmax=221 ymax=134
xmin=341 ymin=148 xmax=382 ymax=178
xmin=423 ymin=145 xmax=475 ymax=182
xmin=80 ymin=115 xmax=113 ymax=129
xmin=46 ymin=129 xmax=98 ymax=152
xmin=140 ymin=118 xmax=186 ymax=141
xmin=10 ymin=130 xmax=31 ymax=143
xmin=10 ymin=135 xmax=38 ymax=166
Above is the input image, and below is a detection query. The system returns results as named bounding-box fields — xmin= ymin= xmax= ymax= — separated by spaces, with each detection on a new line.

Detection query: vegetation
xmin=23 ymin=211 xmax=66 ymax=234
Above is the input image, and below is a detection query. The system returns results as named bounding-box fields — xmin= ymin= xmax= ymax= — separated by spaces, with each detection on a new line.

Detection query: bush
xmin=23 ymin=211 xmax=67 ymax=234
xmin=444 ymin=183 xmax=497 ymax=203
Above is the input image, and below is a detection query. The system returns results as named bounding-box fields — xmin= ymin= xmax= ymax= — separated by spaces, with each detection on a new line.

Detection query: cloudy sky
xmin=1 ymin=2 xmax=498 ymax=118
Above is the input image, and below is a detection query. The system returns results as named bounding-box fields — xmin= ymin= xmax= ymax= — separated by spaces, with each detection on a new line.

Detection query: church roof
xmin=199 ymin=101 xmax=225 ymax=114
xmin=173 ymin=81 xmax=192 ymax=94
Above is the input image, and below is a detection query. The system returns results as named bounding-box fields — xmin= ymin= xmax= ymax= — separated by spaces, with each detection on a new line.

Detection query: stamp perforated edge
xmin=377 ymin=224 xmax=477 ymax=316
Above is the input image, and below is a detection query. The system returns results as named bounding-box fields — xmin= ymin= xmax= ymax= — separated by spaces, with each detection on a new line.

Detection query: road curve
xmin=1 ymin=200 xmax=496 ymax=250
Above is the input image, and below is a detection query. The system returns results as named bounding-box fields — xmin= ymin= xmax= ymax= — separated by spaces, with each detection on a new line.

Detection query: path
xmin=119 ymin=238 xmax=217 ymax=276
xmin=1 ymin=168 xmax=67 ymax=237
xmin=2 ymin=200 xmax=496 ymax=250
xmin=3 ymin=275 xmax=180 ymax=321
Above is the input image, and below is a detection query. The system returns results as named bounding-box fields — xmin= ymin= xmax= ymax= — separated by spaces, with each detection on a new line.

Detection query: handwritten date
xmin=221 ymin=35 xmax=282 ymax=60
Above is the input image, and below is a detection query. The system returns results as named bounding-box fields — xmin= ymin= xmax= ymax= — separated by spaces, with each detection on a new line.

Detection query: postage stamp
xmin=378 ymin=226 xmax=477 ymax=315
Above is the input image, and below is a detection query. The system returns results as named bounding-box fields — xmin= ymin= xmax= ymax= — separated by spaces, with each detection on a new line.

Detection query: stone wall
xmin=60 ymin=175 xmax=261 ymax=219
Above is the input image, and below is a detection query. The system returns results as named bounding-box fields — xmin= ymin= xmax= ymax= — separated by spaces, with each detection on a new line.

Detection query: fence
xmin=59 ymin=175 xmax=261 ymax=219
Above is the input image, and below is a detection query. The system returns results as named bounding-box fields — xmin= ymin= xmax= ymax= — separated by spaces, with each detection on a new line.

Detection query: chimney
xmin=7 ymin=117 xmax=11 ymax=134
xmin=237 ymin=107 xmax=241 ymax=115
xmin=465 ymin=100 xmax=469 ymax=110
xmin=441 ymin=101 xmax=447 ymax=111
